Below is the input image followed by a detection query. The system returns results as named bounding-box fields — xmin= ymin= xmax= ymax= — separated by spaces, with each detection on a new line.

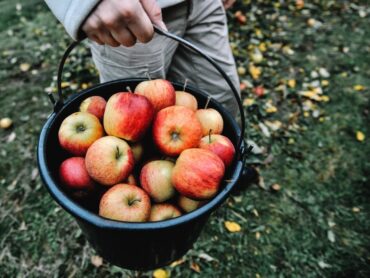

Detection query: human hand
xmin=222 ymin=0 xmax=236 ymax=10
xmin=82 ymin=0 xmax=166 ymax=47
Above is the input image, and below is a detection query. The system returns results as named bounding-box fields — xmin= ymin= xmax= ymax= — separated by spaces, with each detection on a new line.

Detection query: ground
xmin=0 ymin=0 xmax=369 ymax=277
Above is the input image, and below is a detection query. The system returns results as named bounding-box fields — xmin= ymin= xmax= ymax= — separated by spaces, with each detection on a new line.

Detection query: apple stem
xmin=145 ymin=71 xmax=152 ymax=80
xmin=128 ymin=198 xmax=141 ymax=206
xmin=183 ymin=78 xmax=188 ymax=91
xmin=115 ymin=146 xmax=122 ymax=160
xmin=208 ymin=129 xmax=213 ymax=143
xmin=126 ymin=86 xmax=132 ymax=93
xmin=204 ymin=96 xmax=211 ymax=109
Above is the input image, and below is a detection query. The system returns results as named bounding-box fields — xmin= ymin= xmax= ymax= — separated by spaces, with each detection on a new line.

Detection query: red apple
xmin=58 ymin=112 xmax=104 ymax=156
xmin=172 ymin=148 xmax=225 ymax=200
xmin=59 ymin=157 xmax=96 ymax=198
xmin=135 ymin=79 xmax=175 ymax=113
xmin=152 ymin=106 xmax=203 ymax=156
xmin=99 ymin=183 xmax=151 ymax=222
xmin=199 ymin=134 xmax=236 ymax=168
xmin=79 ymin=96 xmax=106 ymax=121
xmin=104 ymin=92 xmax=154 ymax=142
xmin=140 ymin=160 xmax=176 ymax=203
xmin=85 ymin=136 xmax=134 ymax=186
xmin=195 ymin=108 xmax=224 ymax=136
xmin=149 ymin=203 xmax=182 ymax=222
xmin=175 ymin=91 xmax=198 ymax=111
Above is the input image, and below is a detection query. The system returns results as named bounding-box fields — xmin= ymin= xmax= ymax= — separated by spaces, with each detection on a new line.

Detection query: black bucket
xmin=37 ymin=27 xmax=249 ymax=271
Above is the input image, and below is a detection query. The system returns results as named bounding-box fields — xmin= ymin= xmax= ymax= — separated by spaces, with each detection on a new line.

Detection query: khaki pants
xmin=89 ymin=0 xmax=240 ymax=116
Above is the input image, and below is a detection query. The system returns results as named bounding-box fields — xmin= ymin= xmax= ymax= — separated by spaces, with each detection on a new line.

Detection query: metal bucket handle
xmin=50 ymin=25 xmax=249 ymax=159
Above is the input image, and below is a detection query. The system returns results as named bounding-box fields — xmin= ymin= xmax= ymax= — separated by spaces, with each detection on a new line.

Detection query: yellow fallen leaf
xmin=238 ymin=66 xmax=246 ymax=76
xmin=224 ymin=221 xmax=241 ymax=232
xmin=321 ymin=80 xmax=329 ymax=87
xmin=353 ymin=85 xmax=365 ymax=91
xmin=170 ymin=258 xmax=185 ymax=267
xmin=303 ymin=111 xmax=310 ymax=117
xmin=282 ymin=45 xmax=294 ymax=55
xmin=287 ymin=79 xmax=296 ymax=88
xmin=300 ymin=90 xmax=322 ymax=101
xmin=319 ymin=117 xmax=325 ymax=122
xmin=243 ymin=98 xmax=255 ymax=106
xmin=61 ymin=81 xmax=70 ymax=88
xmin=352 ymin=207 xmax=360 ymax=213
xmin=258 ymin=42 xmax=267 ymax=52
xmin=265 ymin=105 xmax=277 ymax=114
xmin=81 ymin=83 xmax=89 ymax=89
xmin=254 ymin=28 xmax=263 ymax=38
xmin=321 ymin=95 xmax=330 ymax=102
xmin=153 ymin=268 xmax=169 ymax=278
xmin=356 ymin=131 xmax=365 ymax=142
xmin=249 ymin=64 xmax=262 ymax=80
xmin=250 ymin=49 xmax=263 ymax=64
xmin=255 ymin=232 xmax=261 ymax=240
xmin=20 ymin=63 xmax=30 ymax=72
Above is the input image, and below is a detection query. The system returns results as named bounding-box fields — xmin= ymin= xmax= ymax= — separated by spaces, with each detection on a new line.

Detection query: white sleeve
xmin=44 ymin=0 xmax=101 ymax=40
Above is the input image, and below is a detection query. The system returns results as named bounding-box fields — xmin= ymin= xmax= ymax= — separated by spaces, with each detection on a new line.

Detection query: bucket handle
xmin=52 ymin=25 xmax=247 ymax=155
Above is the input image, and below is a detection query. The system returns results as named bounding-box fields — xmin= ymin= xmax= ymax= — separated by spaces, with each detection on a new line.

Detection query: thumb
xmin=140 ymin=0 xmax=168 ymax=31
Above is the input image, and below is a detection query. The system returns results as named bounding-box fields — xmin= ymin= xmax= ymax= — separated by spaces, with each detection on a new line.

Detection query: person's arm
xmin=45 ymin=0 xmax=166 ymax=46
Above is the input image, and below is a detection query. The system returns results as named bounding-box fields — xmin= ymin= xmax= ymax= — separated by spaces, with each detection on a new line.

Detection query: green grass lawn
xmin=0 ymin=0 xmax=369 ymax=277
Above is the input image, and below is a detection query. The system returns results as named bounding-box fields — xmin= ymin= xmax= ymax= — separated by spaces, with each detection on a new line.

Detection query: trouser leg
xmin=167 ymin=0 xmax=240 ymax=116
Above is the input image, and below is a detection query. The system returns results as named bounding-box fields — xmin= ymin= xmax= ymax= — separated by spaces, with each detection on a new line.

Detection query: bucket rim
xmin=37 ymin=78 xmax=244 ymax=230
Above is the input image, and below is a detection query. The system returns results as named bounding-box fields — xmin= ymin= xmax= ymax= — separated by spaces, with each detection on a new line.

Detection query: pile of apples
xmin=58 ymin=79 xmax=236 ymax=222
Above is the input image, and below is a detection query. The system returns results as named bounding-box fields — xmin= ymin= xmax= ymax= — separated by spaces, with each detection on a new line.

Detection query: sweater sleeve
xmin=44 ymin=0 xmax=101 ymax=40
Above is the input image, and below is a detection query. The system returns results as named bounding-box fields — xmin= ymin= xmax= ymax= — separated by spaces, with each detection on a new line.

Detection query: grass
xmin=0 ymin=0 xmax=369 ymax=277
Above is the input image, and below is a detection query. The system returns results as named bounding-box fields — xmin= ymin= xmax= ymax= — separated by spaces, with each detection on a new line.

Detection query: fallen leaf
xmin=91 ymin=255 xmax=103 ymax=267
xmin=253 ymin=86 xmax=265 ymax=97
xmin=265 ymin=120 xmax=282 ymax=131
xmin=356 ymin=131 xmax=365 ymax=141
xmin=327 ymin=230 xmax=335 ymax=243
xmin=249 ymin=64 xmax=262 ymax=80
xmin=318 ymin=260 xmax=331 ymax=269
xmin=243 ymin=98 xmax=255 ymax=107
xmin=258 ymin=122 xmax=271 ymax=137
xmin=321 ymin=80 xmax=329 ymax=87
xmin=190 ymin=262 xmax=201 ymax=273
xmin=353 ymin=85 xmax=365 ymax=91
xmin=153 ymin=268 xmax=169 ymax=278
xmin=287 ymin=79 xmax=296 ymax=88
xmin=198 ymin=252 xmax=218 ymax=262
xmin=295 ymin=0 xmax=304 ymax=9
xmin=20 ymin=63 xmax=30 ymax=72
xmin=258 ymin=42 xmax=267 ymax=52
xmin=271 ymin=183 xmax=281 ymax=191
xmin=170 ymin=258 xmax=185 ymax=267
xmin=224 ymin=221 xmax=242 ymax=232
xmin=255 ymin=232 xmax=261 ymax=240
xmin=352 ymin=207 xmax=360 ymax=213
xmin=7 ymin=132 xmax=16 ymax=143
xmin=237 ymin=66 xmax=246 ymax=75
